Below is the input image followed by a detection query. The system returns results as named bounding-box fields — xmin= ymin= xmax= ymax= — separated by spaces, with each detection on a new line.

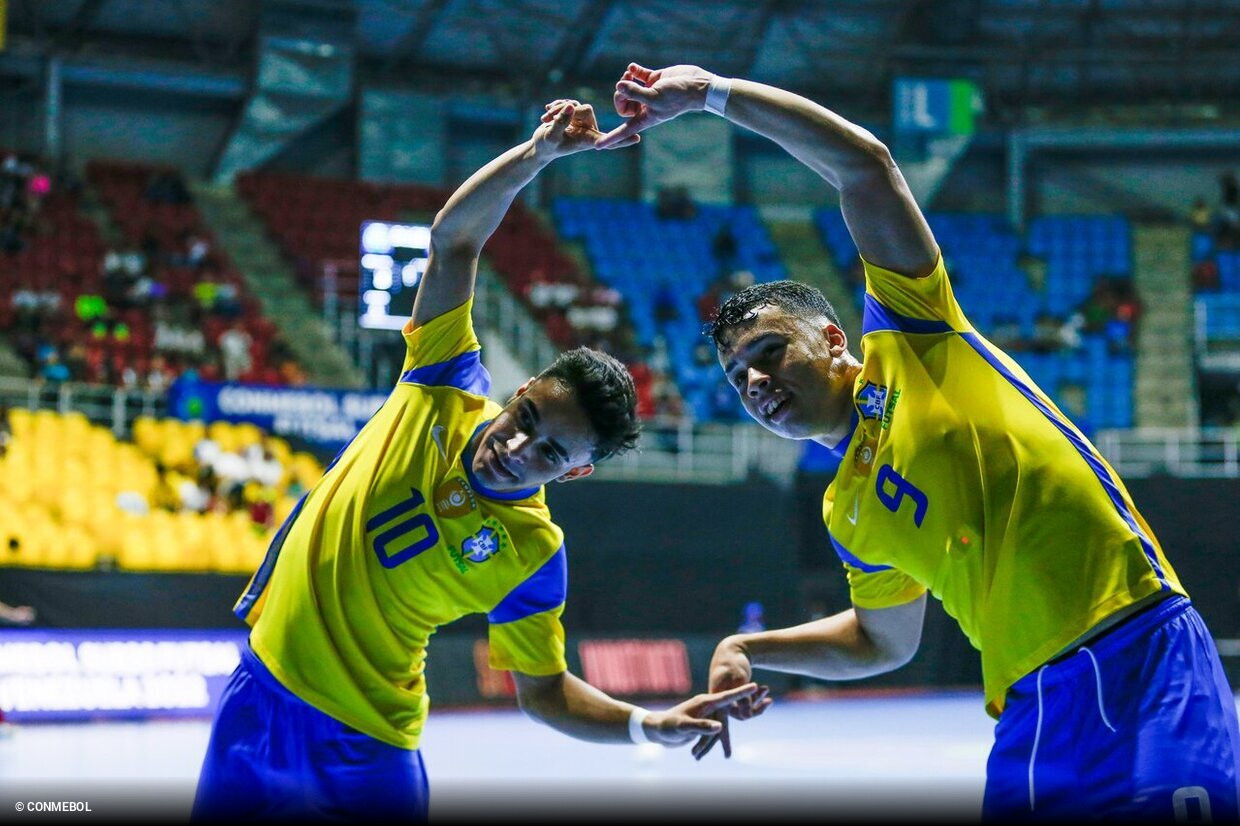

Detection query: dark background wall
xmin=3 ymin=476 xmax=1236 ymax=695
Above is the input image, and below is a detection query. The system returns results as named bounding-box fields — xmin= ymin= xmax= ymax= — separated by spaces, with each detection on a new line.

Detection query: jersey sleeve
xmin=845 ymin=563 xmax=927 ymax=610
xmin=486 ymin=546 xmax=568 ymax=676
xmin=861 ymin=255 xmax=973 ymax=334
xmin=399 ymin=298 xmax=491 ymax=395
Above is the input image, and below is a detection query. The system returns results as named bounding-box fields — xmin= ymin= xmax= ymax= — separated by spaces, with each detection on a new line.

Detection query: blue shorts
xmin=984 ymin=595 xmax=1240 ymax=822
xmin=192 ymin=643 xmax=429 ymax=822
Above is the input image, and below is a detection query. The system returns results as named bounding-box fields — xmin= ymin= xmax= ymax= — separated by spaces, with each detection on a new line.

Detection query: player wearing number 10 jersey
xmin=591 ymin=62 xmax=1240 ymax=819
xmin=192 ymin=99 xmax=764 ymax=822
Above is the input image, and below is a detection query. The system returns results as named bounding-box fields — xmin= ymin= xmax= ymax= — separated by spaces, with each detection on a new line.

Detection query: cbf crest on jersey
xmin=856 ymin=381 xmax=889 ymax=421
xmin=461 ymin=517 xmax=511 ymax=564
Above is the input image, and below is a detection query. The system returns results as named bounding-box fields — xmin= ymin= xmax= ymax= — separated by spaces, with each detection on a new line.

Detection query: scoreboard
xmin=358 ymin=220 xmax=431 ymax=331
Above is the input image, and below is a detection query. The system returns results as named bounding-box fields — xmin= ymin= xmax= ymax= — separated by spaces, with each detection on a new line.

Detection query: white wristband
xmin=704 ymin=74 xmax=732 ymax=116
xmin=628 ymin=707 xmax=652 ymax=744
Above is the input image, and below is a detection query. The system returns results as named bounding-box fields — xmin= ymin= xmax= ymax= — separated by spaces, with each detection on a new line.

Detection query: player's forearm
xmin=721 ymin=79 xmax=895 ymax=192
xmin=517 ymin=671 xmax=639 ymax=744
xmin=430 ymin=138 xmax=550 ymax=255
xmin=730 ymin=609 xmax=908 ymax=680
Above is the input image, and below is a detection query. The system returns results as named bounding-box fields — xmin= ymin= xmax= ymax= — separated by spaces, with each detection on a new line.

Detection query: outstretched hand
xmin=535 ymin=99 xmax=640 ymax=158
xmin=642 ymin=681 xmax=769 ymax=749
xmin=597 ymin=63 xmax=715 ymax=149
xmin=691 ymin=636 xmax=774 ymax=760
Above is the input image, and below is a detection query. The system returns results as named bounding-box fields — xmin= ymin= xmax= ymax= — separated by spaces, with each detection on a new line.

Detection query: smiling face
xmin=717 ymin=304 xmax=857 ymax=441
xmin=469 ymin=377 xmax=598 ymax=492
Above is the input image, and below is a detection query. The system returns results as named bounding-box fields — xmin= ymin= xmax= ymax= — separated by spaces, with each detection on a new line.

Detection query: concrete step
xmin=189 ymin=180 xmax=364 ymax=389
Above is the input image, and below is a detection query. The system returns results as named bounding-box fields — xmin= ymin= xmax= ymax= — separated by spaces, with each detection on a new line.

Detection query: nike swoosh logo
xmin=846 ymin=498 xmax=859 ymax=525
xmin=431 ymin=425 xmax=448 ymax=461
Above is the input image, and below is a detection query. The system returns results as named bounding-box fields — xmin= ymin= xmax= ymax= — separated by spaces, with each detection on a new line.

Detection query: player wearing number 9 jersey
xmin=191 ymin=99 xmax=767 ymax=823
xmin=595 ymin=62 xmax=1240 ymax=819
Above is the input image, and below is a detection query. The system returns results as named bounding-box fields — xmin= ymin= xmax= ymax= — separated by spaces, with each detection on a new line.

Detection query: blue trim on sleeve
xmin=234 ymin=492 xmax=310 ymax=620
xmin=399 ymin=349 xmax=492 ymax=396
xmin=829 ymin=531 xmax=893 ymax=574
xmin=463 ymin=421 xmax=541 ymax=501
xmin=862 ymin=294 xmax=954 ymax=336
xmin=487 ymin=546 xmax=568 ymax=624
xmin=958 ymin=332 xmax=1169 ymax=589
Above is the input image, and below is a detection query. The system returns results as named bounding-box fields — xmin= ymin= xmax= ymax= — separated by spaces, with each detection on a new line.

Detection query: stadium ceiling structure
xmin=5 ymin=0 xmax=1240 ymax=116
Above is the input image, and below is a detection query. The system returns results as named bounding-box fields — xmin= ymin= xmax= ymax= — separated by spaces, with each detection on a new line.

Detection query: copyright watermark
xmin=15 ymin=801 xmax=93 ymax=812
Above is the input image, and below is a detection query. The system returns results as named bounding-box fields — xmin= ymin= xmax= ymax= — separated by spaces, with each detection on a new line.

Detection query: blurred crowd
xmin=4 ymin=161 xmax=305 ymax=392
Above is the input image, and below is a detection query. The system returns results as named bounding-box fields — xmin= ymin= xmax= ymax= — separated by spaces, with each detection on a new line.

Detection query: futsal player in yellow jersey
xmin=193 ymin=100 xmax=765 ymax=822
xmin=600 ymin=64 xmax=1240 ymax=820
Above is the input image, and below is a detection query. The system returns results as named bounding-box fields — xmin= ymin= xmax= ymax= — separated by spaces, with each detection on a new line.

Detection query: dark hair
xmin=537 ymin=347 xmax=640 ymax=462
xmin=704 ymin=280 xmax=842 ymax=349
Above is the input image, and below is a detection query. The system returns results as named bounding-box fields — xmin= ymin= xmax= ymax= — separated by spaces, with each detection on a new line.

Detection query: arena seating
xmin=0 ymin=408 xmax=321 ymax=573
xmin=86 ymin=161 xmax=284 ymax=384
xmin=815 ymin=210 xmax=1135 ymax=431
xmin=236 ymin=172 xmax=600 ymax=349
xmin=553 ymin=198 xmax=786 ymax=420
xmin=1191 ymin=232 xmax=1240 ymax=343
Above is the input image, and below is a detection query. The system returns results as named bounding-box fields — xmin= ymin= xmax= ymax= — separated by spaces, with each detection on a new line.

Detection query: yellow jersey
xmin=236 ymin=299 xmax=568 ymax=749
xmin=822 ymin=257 xmax=1184 ymax=717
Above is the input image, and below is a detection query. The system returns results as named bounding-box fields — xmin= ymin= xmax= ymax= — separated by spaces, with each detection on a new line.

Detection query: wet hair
xmin=704 ymin=280 xmax=841 ymax=349
xmin=537 ymin=347 xmax=641 ymax=462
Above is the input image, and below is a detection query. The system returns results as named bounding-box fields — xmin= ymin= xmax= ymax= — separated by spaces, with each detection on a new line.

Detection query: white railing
xmin=1094 ymin=428 xmax=1240 ymax=478
xmin=0 ymin=377 xmax=165 ymax=437
xmin=321 ymin=259 xmax=557 ymax=381
xmin=472 ymin=266 xmax=560 ymax=374
xmin=6 ymin=375 xmax=1235 ymax=483
xmin=593 ymin=419 xmax=802 ymax=485
xmin=1194 ymin=295 xmax=1240 ymax=371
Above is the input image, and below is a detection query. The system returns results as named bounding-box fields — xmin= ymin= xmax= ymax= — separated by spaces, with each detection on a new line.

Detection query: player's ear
xmin=824 ymin=323 xmax=849 ymax=357
xmin=554 ymin=464 xmax=594 ymax=483
xmin=515 ymin=378 xmax=535 ymax=397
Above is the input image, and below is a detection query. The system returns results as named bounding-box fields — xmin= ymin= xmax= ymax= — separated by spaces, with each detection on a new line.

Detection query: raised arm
xmin=599 ymin=64 xmax=939 ymax=279
xmin=512 ymin=669 xmax=765 ymax=748
xmin=412 ymin=101 xmax=635 ymax=327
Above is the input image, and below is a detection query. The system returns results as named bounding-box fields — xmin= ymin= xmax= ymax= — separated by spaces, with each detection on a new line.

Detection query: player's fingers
xmin=596 ymin=118 xmax=646 ymax=149
xmin=719 ymin=712 xmax=732 ymax=758
xmin=616 ymin=79 xmax=657 ymax=102
xmin=698 ymin=681 xmax=760 ymax=712
xmin=676 ymin=716 xmax=724 ymax=736
xmin=548 ymin=104 xmax=574 ymax=140
xmin=541 ymin=100 xmax=571 ymax=123
xmin=692 ymin=731 xmax=720 ymax=761
xmin=628 ymin=62 xmax=656 ymax=83
xmin=597 ymin=133 xmax=640 ymax=150
xmin=750 ymin=696 xmax=774 ymax=716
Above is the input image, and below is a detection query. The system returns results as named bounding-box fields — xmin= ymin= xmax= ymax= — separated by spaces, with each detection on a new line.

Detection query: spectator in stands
xmin=38 ymin=350 xmax=70 ymax=384
xmin=655 ymin=184 xmax=697 ymax=220
xmin=628 ymin=362 xmax=656 ymax=419
xmin=1191 ymin=197 xmax=1214 ymax=233
xmin=712 ymin=223 xmax=739 ymax=279
xmin=63 ymin=343 xmax=89 ymax=382
xmin=180 ymin=466 xmax=218 ymax=514
xmin=145 ymin=355 xmax=175 ymax=395
xmin=737 ymin=602 xmax=766 ymax=634
xmin=653 ymin=281 xmax=680 ymax=326
xmin=219 ymin=323 xmax=253 ymax=382
xmin=1111 ymin=279 xmax=1143 ymax=352
xmin=1217 ymin=171 xmax=1240 ymax=250
xmin=247 ymin=484 xmax=276 ymax=531
xmin=151 ymin=462 xmax=181 ymax=513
